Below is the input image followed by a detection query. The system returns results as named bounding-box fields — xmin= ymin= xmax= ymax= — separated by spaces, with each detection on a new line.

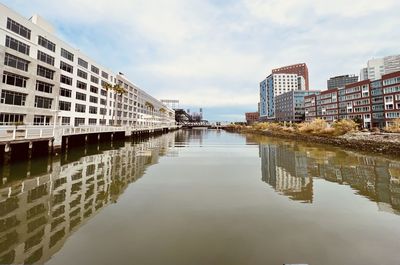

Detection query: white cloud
xmin=243 ymin=0 xmax=398 ymax=25
xmin=3 ymin=0 xmax=400 ymax=120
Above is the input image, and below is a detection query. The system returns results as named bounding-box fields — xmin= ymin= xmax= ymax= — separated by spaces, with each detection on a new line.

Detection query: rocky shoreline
xmin=224 ymin=127 xmax=400 ymax=156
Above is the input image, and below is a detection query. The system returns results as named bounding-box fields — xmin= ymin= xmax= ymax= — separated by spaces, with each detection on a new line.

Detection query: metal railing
xmin=0 ymin=124 xmax=179 ymax=142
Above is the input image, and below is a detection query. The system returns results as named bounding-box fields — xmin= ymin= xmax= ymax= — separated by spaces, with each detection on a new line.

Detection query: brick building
xmin=245 ymin=112 xmax=259 ymax=125
xmin=382 ymin=71 xmax=400 ymax=126
xmin=304 ymin=71 xmax=400 ymax=128
xmin=272 ymin=63 xmax=309 ymax=90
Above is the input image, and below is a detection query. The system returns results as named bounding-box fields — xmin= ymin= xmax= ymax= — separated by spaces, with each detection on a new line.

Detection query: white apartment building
xmin=116 ymin=74 xmax=175 ymax=128
xmin=0 ymin=4 xmax=174 ymax=127
xmin=259 ymin=73 xmax=306 ymax=120
xmin=360 ymin=54 xmax=400 ymax=81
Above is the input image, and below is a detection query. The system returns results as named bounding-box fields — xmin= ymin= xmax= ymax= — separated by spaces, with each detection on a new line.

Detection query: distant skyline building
xmin=327 ymin=74 xmax=358 ymax=90
xmin=259 ymin=63 xmax=309 ymax=121
xmin=360 ymin=54 xmax=400 ymax=81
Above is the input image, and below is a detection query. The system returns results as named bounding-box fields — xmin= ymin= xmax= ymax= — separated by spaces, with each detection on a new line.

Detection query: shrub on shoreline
xmin=251 ymin=119 xmax=357 ymax=136
xmin=385 ymin=118 xmax=400 ymax=133
xmin=298 ymin=119 xmax=332 ymax=135
xmin=332 ymin=119 xmax=358 ymax=135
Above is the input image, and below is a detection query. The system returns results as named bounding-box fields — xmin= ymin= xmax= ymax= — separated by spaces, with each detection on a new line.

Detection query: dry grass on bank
xmin=385 ymin=118 xmax=400 ymax=133
xmin=249 ymin=119 xmax=358 ymax=137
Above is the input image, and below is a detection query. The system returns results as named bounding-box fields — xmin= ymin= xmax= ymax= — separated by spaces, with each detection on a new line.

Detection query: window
xmin=100 ymin=99 xmax=106 ymax=105
xmin=77 ymin=81 xmax=87 ymax=90
xmin=34 ymin=115 xmax=51 ymax=125
xmin=76 ymin=92 xmax=86 ymax=101
xmin=91 ymin=65 xmax=99 ymax=74
xmin=37 ymin=50 xmax=54 ymax=66
xmin=89 ymin=96 xmax=98 ymax=103
xmin=100 ymin=89 xmax=107 ymax=96
xmin=75 ymin=104 xmax=86 ymax=113
xmin=90 ymin=85 xmax=98 ymax=94
xmin=37 ymin=65 xmax=54 ymax=80
xmin=386 ymin=112 xmax=400 ymax=118
xmin=60 ymin=88 xmax=72 ymax=98
xmin=101 ymin=71 xmax=109 ymax=79
xmin=61 ymin=117 xmax=70 ymax=125
xmin=77 ymin=69 xmax=88 ymax=79
xmin=59 ymin=101 xmax=71 ymax=111
xmin=89 ymin=118 xmax=97 ymax=125
xmin=90 ymin=75 xmax=99 ymax=84
xmin=74 ymin=117 xmax=85 ymax=126
xmin=36 ymin=81 xmax=53 ymax=93
xmin=5 ymin=36 xmax=30 ymax=55
xmin=38 ymin=36 xmax=55 ymax=52
xmin=1 ymin=90 xmax=26 ymax=105
xmin=89 ymin=106 xmax=97 ymax=114
xmin=4 ymin=53 xmax=29 ymax=71
xmin=0 ymin=113 xmax=24 ymax=125
xmin=7 ymin=18 xmax=31 ymax=39
xmin=385 ymin=96 xmax=394 ymax=103
xmin=100 ymin=108 xmax=106 ymax=115
xmin=78 ymin=58 xmax=88 ymax=68
xmin=2 ymin=72 xmax=28 ymax=87
xmin=60 ymin=61 xmax=73 ymax=73
xmin=60 ymin=48 xmax=74 ymax=61
xmin=35 ymin=96 xmax=52 ymax=109
xmin=60 ymin=75 xmax=72 ymax=85
xmin=384 ymin=85 xmax=400 ymax=94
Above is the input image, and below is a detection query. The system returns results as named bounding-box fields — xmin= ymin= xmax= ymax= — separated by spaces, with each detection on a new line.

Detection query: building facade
xmin=340 ymin=80 xmax=372 ymax=128
xmin=304 ymin=94 xmax=318 ymax=122
xmin=275 ymin=90 xmax=320 ymax=123
xmin=271 ymin=63 xmax=309 ymax=90
xmin=360 ymin=55 xmax=400 ymax=81
xmin=305 ymin=71 xmax=400 ymax=128
xmin=245 ymin=111 xmax=259 ymax=125
xmin=115 ymin=74 xmax=175 ymax=128
xmin=259 ymin=64 xmax=309 ymax=121
xmin=327 ymin=74 xmax=358 ymax=90
xmin=0 ymin=4 xmax=174 ymax=127
xmin=259 ymin=79 xmax=267 ymax=120
xmin=382 ymin=71 xmax=400 ymax=126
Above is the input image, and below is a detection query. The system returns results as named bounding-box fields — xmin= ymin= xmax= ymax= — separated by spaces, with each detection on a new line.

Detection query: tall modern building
xmin=272 ymin=63 xmax=309 ymax=90
xmin=327 ymin=74 xmax=358 ymax=90
xmin=259 ymin=63 xmax=309 ymax=121
xmin=360 ymin=55 xmax=400 ymax=81
xmin=0 ymin=4 xmax=175 ymax=127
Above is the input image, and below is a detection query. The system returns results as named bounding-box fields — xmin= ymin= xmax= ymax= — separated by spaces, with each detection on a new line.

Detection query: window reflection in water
xmin=256 ymin=135 xmax=400 ymax=213
xmin=0 ymin=133 xmax=176 ymax=265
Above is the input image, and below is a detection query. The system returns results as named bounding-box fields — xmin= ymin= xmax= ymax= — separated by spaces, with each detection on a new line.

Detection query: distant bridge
xmin=179 ymin=122 xmax=226 ymax=129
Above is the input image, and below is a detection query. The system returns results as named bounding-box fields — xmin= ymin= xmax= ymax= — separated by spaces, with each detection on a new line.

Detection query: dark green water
xmin=1 ymin=129 xmax=400 ymax=265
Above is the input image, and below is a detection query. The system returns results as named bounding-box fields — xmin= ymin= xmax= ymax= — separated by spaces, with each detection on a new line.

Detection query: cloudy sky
xmin=3 ymin=0 xmax=400 ymax=121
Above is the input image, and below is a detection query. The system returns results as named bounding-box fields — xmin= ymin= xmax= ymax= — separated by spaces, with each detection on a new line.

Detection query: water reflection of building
xmin=259 ymin=140 xmax=400 ymax=214
xmin=175 ymin=129 xmax=206 ymax=146
xmin=260 ymin=144 xmax=313 ymax=203
xmin=0 ymin=134 xmax=175 ymax=264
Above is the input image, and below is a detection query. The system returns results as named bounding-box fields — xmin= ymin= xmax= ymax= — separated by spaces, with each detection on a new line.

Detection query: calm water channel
xmin=1 ymin=129 xmax=400 ymax=265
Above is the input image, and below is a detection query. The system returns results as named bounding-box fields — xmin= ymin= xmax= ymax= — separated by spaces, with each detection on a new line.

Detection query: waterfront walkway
xmin=0 ymin=124 xmax=180 ymax=150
